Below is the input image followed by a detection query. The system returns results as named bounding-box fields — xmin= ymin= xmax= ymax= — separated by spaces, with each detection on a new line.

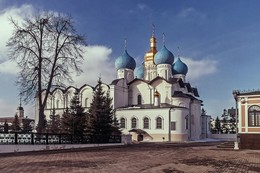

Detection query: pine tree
xmin=61 ymin=90 xmax=86 ymax=141
xmin=86 ymin=78 xmax=120 ymax=141
xmin=221 ymin=109 xmax=230 ymax=133
xmin=229 ymin=108 xmax=236 ymax=134
xmin=11 ymin=114 xmax=21 ymax=132
xmin=215 ymin=116 xmax=221 ymax=134
xmin=61 ymin=110 xmax=74 ymax=134
xmin=47 ymin=110 xmax=61 ymax=134
xmin=21 ymin=118 xmax=33 ymax=133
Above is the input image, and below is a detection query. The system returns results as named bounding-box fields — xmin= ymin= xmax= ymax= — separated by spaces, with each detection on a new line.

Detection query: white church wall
xmin=111 ymin=80 xmax=129 ymax=108
xmin=129 ymin=81 xmax=151 ymax=105
xmin=190 ymin=100 xmax=202 ymax=140
xmin=171 ymin=97 xmax=190 ymax=108
xmin=117 ymin=107 xmax=189 ymax=142
xmin=170 ymin=108 xmax=189 ymax=141
xmin=150 ymin=79 xmax=172 ymax=104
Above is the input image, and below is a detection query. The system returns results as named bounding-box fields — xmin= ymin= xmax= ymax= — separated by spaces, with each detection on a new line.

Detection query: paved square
xmin=0 ymin=142 xmax=259 ymax=173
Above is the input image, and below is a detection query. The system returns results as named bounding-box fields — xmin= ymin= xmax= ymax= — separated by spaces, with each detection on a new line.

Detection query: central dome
xmin=115 ymin=50 xmax=136 ymax=70
xmin=154 ymin=46 xmax=174 ymax=65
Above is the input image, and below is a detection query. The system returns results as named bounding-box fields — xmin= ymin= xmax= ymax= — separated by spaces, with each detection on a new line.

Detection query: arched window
xmin=56 ymin=100 xmax=59 ymax=109
xmin=131 ymin=117 xmax=137 ymax=128
xmin=137 ymin=94 xmax=142 ymax=105
xmin=85 ymin=98 xmax=88 ymax=107
xmin=156 ymin=117 xmax=162 ymax=129
xmin=248 ymin=105 xmax=260 ymax=126
xmin=120 ymin=118 xmax=126 ymax=128
xmin=143 ymin=117 xmax=149 ymax=129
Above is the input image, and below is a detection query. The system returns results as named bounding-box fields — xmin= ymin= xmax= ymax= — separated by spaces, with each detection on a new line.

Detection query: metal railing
xmin=0 ymin=132 xmax=121 ymax=145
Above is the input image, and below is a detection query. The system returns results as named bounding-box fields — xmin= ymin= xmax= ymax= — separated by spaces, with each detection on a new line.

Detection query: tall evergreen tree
xmin=229 ymin=107 xmax=236 ymax=134
xmin=61 ymin=90 xmax=86 ymax=140
xmin=86 ymin=78 xmax=120 ymax=140
xmin=21 ymin=119 xmax=33 ymax=133
xmin=221 ymin=109 xmax=230 ymax=133
xmin=47 ymin=110 xmax=61 ymax=134
xmin=215 ymin=116 xmax=221 ymax=134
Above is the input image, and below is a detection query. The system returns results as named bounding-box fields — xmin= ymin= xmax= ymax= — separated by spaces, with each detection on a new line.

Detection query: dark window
xmin=156 ymin=117 xmax=162 ymax=129
xmin=131 ymin=118 xmax=137 ymax=128
xmin=143 ymin=117 xmax=149 ymax=129
xmin=248 ymin=105 xmax=260 ymax=126
xmin=137 ymin=94 xmax=142 ymax=105
xmin=171 ymin=121 xmax=176 ymax=131
xmin=185 ymin=115 xmax=189 ymax=130
xmin=120 ymin=118 xmax=126 ymax=128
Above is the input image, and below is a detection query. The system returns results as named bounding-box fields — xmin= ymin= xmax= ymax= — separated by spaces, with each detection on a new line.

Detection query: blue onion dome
xmin=172 ymin=58 xmax=188 ymax=75
xmin=154 ymin=45 xmax=174 ymax=65
xmin=115 ymin=50 xmax=136 ymax=70
xmin=134 ymin=66 xmax=144 ymax=79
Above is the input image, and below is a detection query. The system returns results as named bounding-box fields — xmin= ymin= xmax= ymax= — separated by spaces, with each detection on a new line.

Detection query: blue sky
xmin=1 ymin=0 xmax=260 ymax=118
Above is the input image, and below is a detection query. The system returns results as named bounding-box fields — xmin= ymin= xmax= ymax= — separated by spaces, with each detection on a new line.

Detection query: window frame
xmin=120 ymin=118 xmax=126 ymax=129
xmin=248 ymin=105 xmax=260 ymax=127
xmin=156 ymin=117 xmax=163 ymax=129
xmin=131 ymin=117 xmax=137 ymax=129
xmin=171 ymin=121 xmax=176 ymax=131
xmin=143 ymin=117 xmax=149 ymax=129
xmin=137 ymin=94 xmax=142 ymax=105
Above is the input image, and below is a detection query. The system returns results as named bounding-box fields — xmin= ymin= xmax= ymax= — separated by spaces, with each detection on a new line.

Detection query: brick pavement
xmin=0 ymin=142 xmax=259 ymax=173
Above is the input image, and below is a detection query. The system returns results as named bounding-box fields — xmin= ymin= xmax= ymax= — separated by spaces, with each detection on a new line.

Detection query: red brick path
xmin=0 ymin=142 xmax=259 ymax=173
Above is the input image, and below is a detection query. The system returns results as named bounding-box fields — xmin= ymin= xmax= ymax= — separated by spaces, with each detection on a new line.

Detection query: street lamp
xmin=232 ymin=90 xmax=239 ymax=150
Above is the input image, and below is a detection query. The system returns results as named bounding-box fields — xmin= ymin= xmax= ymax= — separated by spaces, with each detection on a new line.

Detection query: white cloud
xmin=0 ymin=60 xmax=19 ymax=74
xmin=0 ymin=4 xmax=35 ymax=51
xmin=0 ymin=4 xmax=35 ymax=73
xmin=177 ymin=7 xmax=207 ymax=21
xmin=72 ymin=45 xmax=116 ymax=86
xmin=181 ymin=57 xmax=218 ymax=82
xmin=137 ymin=3 xmax=148 ymax=10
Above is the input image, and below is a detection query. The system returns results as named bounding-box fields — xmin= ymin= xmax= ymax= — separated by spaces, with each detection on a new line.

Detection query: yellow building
xmin=233 ymin=90 xmax=260 ymax=149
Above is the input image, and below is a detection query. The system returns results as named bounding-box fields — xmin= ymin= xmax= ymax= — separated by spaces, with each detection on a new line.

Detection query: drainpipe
xmin=168 ymin=107 xmax=174 ymax=142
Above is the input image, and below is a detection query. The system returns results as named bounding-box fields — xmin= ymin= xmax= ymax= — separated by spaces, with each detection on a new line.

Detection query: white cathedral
xmin=36 ymin=32 xmax=210 ymax=142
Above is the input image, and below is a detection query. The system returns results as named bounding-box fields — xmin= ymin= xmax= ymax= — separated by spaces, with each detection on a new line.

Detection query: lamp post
xmin=232 ymin=90 xmax=239 ymax=150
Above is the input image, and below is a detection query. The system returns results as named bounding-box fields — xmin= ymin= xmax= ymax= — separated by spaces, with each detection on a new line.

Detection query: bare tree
xmin=7 ymin=12 xmax=86 ymax=133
